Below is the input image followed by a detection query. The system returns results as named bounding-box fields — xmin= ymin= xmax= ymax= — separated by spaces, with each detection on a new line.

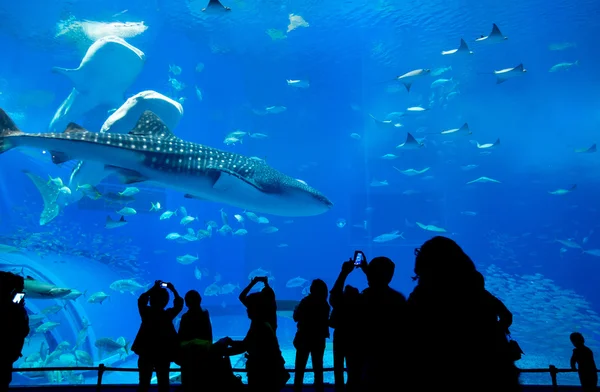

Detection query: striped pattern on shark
xmin=0 ymin=109 xmax=333 ymax=217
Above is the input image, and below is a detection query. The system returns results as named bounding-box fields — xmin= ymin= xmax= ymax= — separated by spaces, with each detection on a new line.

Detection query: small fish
xmin=548 ymin=185 xmax=576 ymax=195
xmin=119 ymin=187 xmax=139 ymax=197
xmin=549 ymin=60 xmax=578 ymax=72
xmin=160 ymin=210 xmax=177 ymax=220
xmin=286 ymin=79 xmax=310 ymax=88
xmin=177 ymin=254 xmax=198 ymax=265
xmin=116 ymin=207 xmax=136 ymax=216
xmin=150 ymin=202 xmax=162 ymax=211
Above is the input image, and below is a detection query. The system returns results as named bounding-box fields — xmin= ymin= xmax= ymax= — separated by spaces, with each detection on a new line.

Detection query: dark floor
xmin=7 ymin=385 xmax=587 ymax=391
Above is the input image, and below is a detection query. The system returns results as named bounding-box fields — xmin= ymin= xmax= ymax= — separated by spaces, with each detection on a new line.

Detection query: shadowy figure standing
xmin=293 ymin=279 xmax=331 ymax=392
xmin=329 ymin=262 xmax=361 ymax=392
xmin=570 ymin=332 xmax=598 ymax=392
xmin=240 ymin=276 xmax=277 ymax=331
xmin=226 ymin=292 xmax=289 ymax=392
xmin=357 ymin=256 xmax=407 ymax=391
xmin=132 ymin=280 xmax=183 ymax=392
xmin=0 ymin=272 xmax=29 ymax=392
xmin=407 ymin=236 xmax=521 ymax=392
xmin=178 ymin=290 xmax=213 ymax=392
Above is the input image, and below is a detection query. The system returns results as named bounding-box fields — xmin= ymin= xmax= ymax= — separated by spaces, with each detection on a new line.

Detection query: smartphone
xmin=160 ymin=282 xmax=168 ymax=288
xmin=13 ymin=292 xmax=25 ymax=304
xmin=353 ymin=250 xmax=364 ymax=266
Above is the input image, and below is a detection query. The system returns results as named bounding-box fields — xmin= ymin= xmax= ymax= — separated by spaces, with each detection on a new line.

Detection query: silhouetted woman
xmin=406 ymin=236 xmax=521 ymax=392
xmin=178 ymin=290 xmax=213 ymax=391
xmin=226 ymin=293 xmax=289 ymax=392
xmin=293 ymin=279 xmax=331 ymax=392
xmin=132 ymin=281 xmax=183 ymax=392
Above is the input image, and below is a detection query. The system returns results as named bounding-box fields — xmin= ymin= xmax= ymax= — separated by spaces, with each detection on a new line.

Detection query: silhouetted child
xmin=293 ymin=279 xmax=330 ymax=392
xmin=570 ymin=332 xmax=598 ymax=392
xmin=178 ymin=290 xmax=213 ymax=392
xmin=131 ymin=281 xmax=183 ymax=392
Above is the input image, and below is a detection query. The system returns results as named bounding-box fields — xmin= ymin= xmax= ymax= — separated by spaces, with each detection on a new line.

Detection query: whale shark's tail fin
xmin=22 ymin=170 xmax=61 ymax=226
xmin=0 ymin=108 xmax=24 ymax=154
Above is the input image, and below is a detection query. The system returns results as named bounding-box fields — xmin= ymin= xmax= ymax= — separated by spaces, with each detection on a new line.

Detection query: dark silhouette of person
xmin=406 ymin=236 xmax=521 ymax=392
xmin=240 ymin=276 xmax=277 ymax=331
xmin=357 ymin=256 xmax=407 ymax=391
xmin=293 ymin=279 xmax=331 ymax=392
xmin=226 ymin=292 xmax=289 ymax=392
xmin=0 ymin=272 xmax=29 ymax=392
xmin=570 ymin=332 xmax=598 ymax=392
xmin=329 ymin=262 xmax=361 ymax=392
xmin=131 ymin=280 xmax=183 ymax=392
xmin=178 ymin=290 xmax=213 ymax=391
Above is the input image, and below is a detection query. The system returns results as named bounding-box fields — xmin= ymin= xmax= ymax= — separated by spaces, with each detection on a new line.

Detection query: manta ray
xmin=49 ymin=36 xmax=145 ymax=132
xmin=0 ymin=109 xmax=333 ymax=219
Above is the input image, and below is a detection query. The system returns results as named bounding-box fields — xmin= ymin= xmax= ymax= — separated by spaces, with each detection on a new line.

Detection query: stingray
xmin=68 ymin=90 xmax=184 ymax=203
xmin=49 ymin=36 xmax=145 ymax=132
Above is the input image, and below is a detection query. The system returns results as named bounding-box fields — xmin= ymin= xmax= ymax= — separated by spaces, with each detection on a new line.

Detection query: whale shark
xmin=475 ymin=23 xmax=508 ymax=44
xmin=441 ymin=39 xmax=473 ymax=55
xmin=49 ymin=36 xmax=145 ymax=132
xmin=68 ymin=90 xmax=184 ymax=203
xmin=0 ymin=109 xmax=333 ymax=218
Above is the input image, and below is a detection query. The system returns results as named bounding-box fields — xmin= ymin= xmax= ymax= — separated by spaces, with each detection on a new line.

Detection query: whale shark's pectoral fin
xmin=210 ymin=169 xmax=261 ymax=193
xmin=52 ymin=67 xmax=83 ymax=88
xmin=22 ymin=170 xmax=61 ymax=225
xmin=105 ymin=165 xmax=148 ymax=184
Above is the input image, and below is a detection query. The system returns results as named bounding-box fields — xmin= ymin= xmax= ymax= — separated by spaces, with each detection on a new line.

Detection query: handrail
xmin=13 ymin=364 xmax=598 ymax=392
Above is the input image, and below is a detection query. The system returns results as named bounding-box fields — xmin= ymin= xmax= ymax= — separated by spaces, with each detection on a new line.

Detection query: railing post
xmin=96 ymin=363 xmax=106 ymax=392
xmin=549 ymin=365 xmax=558 ymax=392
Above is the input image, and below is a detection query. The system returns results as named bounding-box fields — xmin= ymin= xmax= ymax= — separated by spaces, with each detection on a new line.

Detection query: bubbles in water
xmin=336 ymin=219 xmax=346 ymax=228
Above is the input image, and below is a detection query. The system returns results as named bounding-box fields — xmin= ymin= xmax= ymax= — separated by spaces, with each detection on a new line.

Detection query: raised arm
xmin=239 ymin=278 xmax=260 ymax=307
xmin=166 ymin=282 xmax=184 ymax=319
xmin=330 ymin=260 xmax=355 ymax=308
xmin=138 ymin=281 xmax=160 ymax=315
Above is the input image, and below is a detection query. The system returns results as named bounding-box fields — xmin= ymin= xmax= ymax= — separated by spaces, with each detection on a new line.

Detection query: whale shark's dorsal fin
xmin=129 ymin=111 xmax=179 ymax=140
xmin=458 ymin=39 xmax=470 ymax=52
xmin=490 ymin=23 xmax=503 ymax=37
xmin=22 ymin=170 xmax=61 ymax=225
xmin=64 ymin=122 xmax=89 ymax=134
xmin=405 ymin=132 xmax=419 ymax=145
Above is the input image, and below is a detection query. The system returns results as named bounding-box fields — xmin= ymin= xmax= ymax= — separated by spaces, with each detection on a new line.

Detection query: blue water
xmin=1 ymin=0 xmax=599 ymax=386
